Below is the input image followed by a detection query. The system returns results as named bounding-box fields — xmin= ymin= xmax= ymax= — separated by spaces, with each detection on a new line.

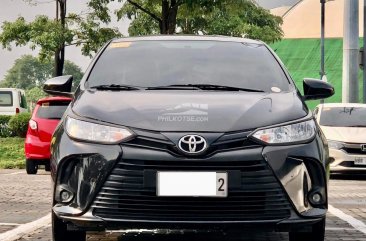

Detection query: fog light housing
xmin=309 ymin=192 xmax=323 ymax=205
xmin=60 ymin=189 xmax=74 ymax=203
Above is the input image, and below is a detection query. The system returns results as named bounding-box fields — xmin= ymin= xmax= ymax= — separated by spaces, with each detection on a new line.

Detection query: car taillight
xmin=16 ymin=108 xmax=20 ymax=114
xmin=29 ymin=119 xmax=38 ymax=130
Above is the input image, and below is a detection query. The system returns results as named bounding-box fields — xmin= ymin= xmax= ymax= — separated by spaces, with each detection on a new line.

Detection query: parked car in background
xmin=45 ymin=36 xmax=334 ymax=241
xmin=25 ymin=96 xmax=72 ymax=174
xmin=314 ymin=103 xmax=366 ymax=173
xmin=0 ymin=88 xmax=27 ymax=115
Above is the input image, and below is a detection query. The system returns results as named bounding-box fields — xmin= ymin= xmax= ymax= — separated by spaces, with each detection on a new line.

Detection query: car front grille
xmin=92 ymin=157 xmax=292 ymax=222
xmin=341 ymin=143 xmax=366 ymax=155
xmin=342 ymin=147 xmax=366 ymax=155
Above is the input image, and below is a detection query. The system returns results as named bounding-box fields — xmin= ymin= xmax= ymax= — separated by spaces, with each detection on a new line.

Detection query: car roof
xmin=37 ymin=96 xmax=72 ymax=104
xmin=0 ymin=88 xmax=25 ymax=91
xmin=111 ymin=35 xmax=263 ymax=45
xmin=317 ymin=103 xmax=366 ymax=108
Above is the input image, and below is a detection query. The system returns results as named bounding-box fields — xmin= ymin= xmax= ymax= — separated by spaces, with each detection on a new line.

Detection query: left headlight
xmin=251 ymin=119 xmax=316 ymax=144
xmin=65 ymin=117 xmax=133 ymax=144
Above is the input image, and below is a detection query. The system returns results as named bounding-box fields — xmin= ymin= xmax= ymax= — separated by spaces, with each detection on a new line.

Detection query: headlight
xmin=251 ymin=119 xmax=316 ymax=144
xmin=327 ymin=140 xmax=344 ymax=150
xmin=65 ymin=117 xmax=133 ymax=144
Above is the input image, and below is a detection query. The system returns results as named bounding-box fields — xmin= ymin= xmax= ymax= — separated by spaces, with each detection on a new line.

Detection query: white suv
xmin=315 ymin=103 xmax=366 ymax=173
xmin=0 ymin=88 xmax=28 ymax=115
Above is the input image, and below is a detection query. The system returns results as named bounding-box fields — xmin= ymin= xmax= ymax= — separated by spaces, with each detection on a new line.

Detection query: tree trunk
xmin=54 ymin=0 xmax=66 ymax=77
xmin=161 ymin=0 xmax=169 ymax=34
xmin=167 ymin=0 xmax=178 ymax=34
xmin=160 ymin=0 xmax=177 ymax=34
xmin=54 ymin=48 xmax=63 ymax=77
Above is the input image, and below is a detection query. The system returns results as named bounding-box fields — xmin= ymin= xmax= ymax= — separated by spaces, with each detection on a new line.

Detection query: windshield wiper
xmin=146 ymin=85 xmax=201 ymax=90
xmin=147 ymin=84 xmax=264 ymax=92
xmin=89 ymin=84 xmax=142 ymax=91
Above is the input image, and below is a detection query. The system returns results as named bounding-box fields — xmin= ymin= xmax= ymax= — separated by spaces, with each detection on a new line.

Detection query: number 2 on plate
xmin=218 ymin=178 xmax=225 ymax=192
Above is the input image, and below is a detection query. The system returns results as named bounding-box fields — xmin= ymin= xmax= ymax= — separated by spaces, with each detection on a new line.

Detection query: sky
xmin=0 ymin=0 xmax=295 ymax=82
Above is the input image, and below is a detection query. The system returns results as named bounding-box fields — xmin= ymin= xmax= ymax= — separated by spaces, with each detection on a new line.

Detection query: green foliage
xmin=90 ymin=0 xmax=283 ymax=43
xmin=0 ymin=16 xmax=71 ymax=60
xmin=0 ymin=138 xmax=25 ymax=169
xmin=0 ymin=55 xmax=51 ymax=89
xmin=8 ymin=113 xmax=31 ymax=138
xmin=0 ymin=12 xmax=121 ymax=70
xmin=127 ymin=12 xmax=160 ymax=36
xmin=70 ymin=13 xmax=122 ymax=58
xmin=178 ymin=0 xmax=283 ymax=42
xmin=26 ymin=86 xmax=47 ymax=111
xmin=0 ymin=115 xmax=12 ymax=138
xmin=0 ymin=55 xmax=83 ymax=90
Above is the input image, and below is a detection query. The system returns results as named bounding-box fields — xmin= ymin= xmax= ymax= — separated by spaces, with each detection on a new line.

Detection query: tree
xmin=26 ymin=86 xmax=47 ymax=111
xmin=89 ymin=0 xmax=283 ymax=42
xmin=0 ymin=55 xmax=83 ymax=90
xmin=0 ymin=1 xmax=121 ymax=77
xmin=178 ymin=1 xmax=283 ymax=42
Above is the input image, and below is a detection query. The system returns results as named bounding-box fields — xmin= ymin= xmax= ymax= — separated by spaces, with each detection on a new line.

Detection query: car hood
xmin=320 ymin=126 xmax=366 ymax=143
xmin=71 ymin=90 xmax=307 ymax=132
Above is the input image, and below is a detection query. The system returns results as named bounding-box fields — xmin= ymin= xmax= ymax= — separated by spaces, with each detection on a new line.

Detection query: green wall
xmin=270 ymin=38 xmax=364 ymax=109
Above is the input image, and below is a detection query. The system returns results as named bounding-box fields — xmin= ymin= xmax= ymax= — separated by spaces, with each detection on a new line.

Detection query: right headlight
xmin=65 ymin=117 xmax=134 ymax=144
xmin=327 ymin=140 xmax=344 ymax=150
xmin=251 ymin=119 xmax=316 ymax=144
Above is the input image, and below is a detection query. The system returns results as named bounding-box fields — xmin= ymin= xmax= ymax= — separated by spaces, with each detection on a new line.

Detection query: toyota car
xmin=44 ymin=36 xmax=334 ymax=241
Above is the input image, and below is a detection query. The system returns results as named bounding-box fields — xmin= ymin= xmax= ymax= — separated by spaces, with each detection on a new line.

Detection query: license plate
xmin=157 ymin=172 xmax=227 ymax=197
xmin=354 ymin=157 xmax=366 ymax=166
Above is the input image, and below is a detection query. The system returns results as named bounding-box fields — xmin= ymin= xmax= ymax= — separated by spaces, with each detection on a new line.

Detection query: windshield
xmin=0 ymin=91 xmax=13 ymax=106
xmin=320 ymin=107 xmax=366 ymax=127
xmin=86 ymin=40 xmax=290 ymax=92
xmin=36 ymin=101 xmax=70 ymax=120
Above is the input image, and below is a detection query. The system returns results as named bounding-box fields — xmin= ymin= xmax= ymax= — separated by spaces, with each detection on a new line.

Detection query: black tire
xmin=26 ymin=159 xmax=38 ymax=175
xmin=45 ymin=163 xmax=51 ymax=172
xmin=52 ymin=212 xmax=86 ymax=241
xmin=289 ymin=218 xmax=325 ymax=241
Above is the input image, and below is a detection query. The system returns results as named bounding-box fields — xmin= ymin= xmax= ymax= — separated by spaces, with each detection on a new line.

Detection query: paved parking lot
xmin=1 ymin=170 xmax=366 ymax=241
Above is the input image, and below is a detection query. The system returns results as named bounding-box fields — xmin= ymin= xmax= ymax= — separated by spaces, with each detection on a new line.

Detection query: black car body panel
xmin=72 ymin=90 xmax=307 ymax=132
xmin=49 ymin=36 xmax=330 ymax=236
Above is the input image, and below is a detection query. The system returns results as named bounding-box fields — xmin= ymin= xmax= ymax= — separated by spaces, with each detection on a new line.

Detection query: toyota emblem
xmin=178 ymin=135 xmax=207 ymax=154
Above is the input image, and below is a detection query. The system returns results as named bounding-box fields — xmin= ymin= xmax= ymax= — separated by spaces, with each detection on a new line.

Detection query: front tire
xmin=26 ymin=159 xmax=38 ymax=175
xmin=289 ymin=218 xmax=325 ymax=241
xmin=52 ymin=212 xmax=86 ymax=241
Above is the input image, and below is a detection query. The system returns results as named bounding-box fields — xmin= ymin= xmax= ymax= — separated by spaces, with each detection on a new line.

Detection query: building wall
xmin=276 ymin=0 xmax=364 ymax=39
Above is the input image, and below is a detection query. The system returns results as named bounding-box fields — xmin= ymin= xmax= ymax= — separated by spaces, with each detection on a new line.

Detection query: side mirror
xmin=303 ymin=78 xmax=334 ymax=101
xmin=43 ymin=75 xmax=73 ymax=98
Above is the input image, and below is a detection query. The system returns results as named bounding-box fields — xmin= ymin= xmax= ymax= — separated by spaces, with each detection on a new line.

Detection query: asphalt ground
xmin=1 ymin=169 xmax=366 ymax=241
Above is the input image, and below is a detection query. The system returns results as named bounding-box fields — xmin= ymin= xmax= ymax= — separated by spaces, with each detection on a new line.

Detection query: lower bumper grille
xmin=92 ymin=158 xmax=291 ymax=222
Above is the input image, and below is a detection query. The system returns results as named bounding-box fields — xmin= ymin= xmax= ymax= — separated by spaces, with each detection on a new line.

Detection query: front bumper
xmin=53 ymin=208 xmax=324 ymax=232
xmin=329 ymin=148 xmax=366 ymax=172
xmin=51 ymin=126 xmax=328 ymax=231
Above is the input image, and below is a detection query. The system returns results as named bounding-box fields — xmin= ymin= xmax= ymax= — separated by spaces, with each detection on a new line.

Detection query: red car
xmin=25 ymin=96 xmax=72 ymax=174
